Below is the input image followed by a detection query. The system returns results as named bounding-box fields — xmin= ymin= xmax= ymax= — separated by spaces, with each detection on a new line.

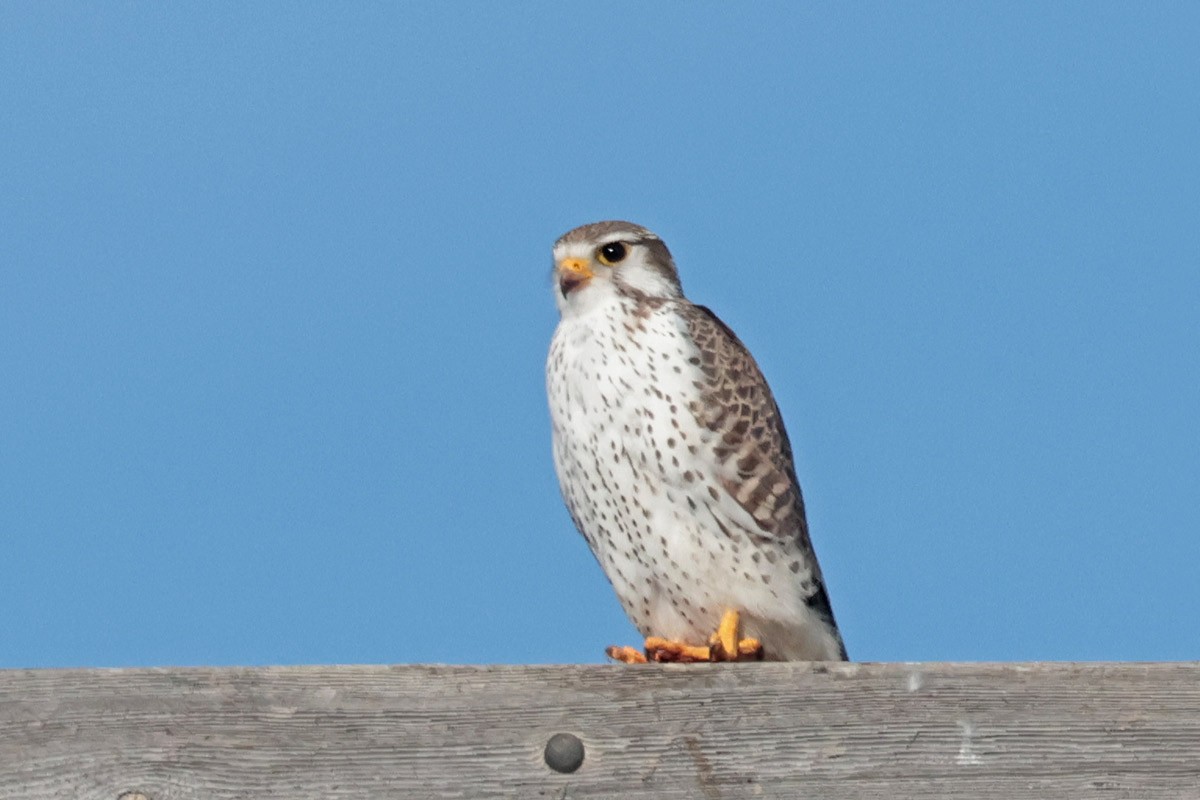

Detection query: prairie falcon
xmin=546 ymin=221 xmax=847 ymax=663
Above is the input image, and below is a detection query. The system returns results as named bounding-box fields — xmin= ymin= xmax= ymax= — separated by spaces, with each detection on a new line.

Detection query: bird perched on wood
xmin=546 ymin=221 xmax=847 ymax=663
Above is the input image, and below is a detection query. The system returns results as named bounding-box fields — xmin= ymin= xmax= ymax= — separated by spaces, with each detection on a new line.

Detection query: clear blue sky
xmin=2 ymin=4 xmax=1197 ymax=668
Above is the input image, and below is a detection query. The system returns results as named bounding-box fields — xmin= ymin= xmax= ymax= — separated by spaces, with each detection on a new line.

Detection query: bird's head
xmin=552 ymin=221 xmax=682 ymax=314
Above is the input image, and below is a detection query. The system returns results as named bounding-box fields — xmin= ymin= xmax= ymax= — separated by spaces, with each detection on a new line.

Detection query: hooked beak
xmin=556 ymin=257 xmax=594 ymax=297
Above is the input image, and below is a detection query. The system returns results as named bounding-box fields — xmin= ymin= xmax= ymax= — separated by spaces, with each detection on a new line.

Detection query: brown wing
xmin=682 ymin=303 xmax=843 ymax=649
xmin=682 ymin=304 xmax=810 ymax=543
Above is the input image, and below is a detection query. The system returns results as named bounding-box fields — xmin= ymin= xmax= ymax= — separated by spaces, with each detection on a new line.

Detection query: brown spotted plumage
xmin=546 ymin=221 xmax=846 ymax=661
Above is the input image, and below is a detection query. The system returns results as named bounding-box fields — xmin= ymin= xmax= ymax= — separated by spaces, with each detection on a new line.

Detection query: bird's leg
xmin=708 ymin=609 xmax=764 ymax=661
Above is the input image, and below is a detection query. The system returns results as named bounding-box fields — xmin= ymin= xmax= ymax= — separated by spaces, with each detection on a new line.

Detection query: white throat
xmin=554 ymin=274 xmax=622 ymax=318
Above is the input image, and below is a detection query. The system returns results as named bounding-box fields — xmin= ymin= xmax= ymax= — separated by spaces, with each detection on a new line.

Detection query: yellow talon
xmin=712 ymin=609 xmax=741 ymax=659
xmin=708 ymin=610 xmax=764 ymax=661
xmin=738 ymin=637 xmax=762 ymax=657
xmin=605 ymin=645 xmax=648 ymax=664
xmin=645 ymin=637 xmax=712 ymax=662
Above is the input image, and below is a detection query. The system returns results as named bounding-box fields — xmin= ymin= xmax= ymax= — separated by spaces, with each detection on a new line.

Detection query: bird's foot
xmin=605 ymin=639 xmax=713 ymax=663
xmin=708 ymin=609 xmax=764 ymax=661
xmin=604 ymin=645 xmax=649 ymax=664
xmin=644 ymin=637 xmax=714 ymax=663
xmin=604 ymin=610 xmax=764 ymax=664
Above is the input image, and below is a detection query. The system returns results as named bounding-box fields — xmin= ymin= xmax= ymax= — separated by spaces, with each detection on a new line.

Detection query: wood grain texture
xmin=1 ymin=662 xmax=1199 ymax=799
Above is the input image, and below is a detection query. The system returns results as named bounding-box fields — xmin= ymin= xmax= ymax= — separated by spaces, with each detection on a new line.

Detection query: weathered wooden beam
xmin=1 ymin=662 xmax=1198 ymax=799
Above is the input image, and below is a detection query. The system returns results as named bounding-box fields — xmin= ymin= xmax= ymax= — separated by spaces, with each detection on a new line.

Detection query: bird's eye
xmin=597 ymin=242 xmax=628 ymax=266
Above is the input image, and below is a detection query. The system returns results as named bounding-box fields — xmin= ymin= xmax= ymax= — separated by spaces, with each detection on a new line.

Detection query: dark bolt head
xmin=544 ymin=732 xmax=585 ymax=773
